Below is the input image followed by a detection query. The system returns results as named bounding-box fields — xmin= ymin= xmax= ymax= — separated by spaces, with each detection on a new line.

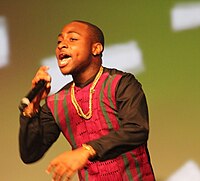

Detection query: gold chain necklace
xmin=71 ymin=66 xmax=103 ymax=119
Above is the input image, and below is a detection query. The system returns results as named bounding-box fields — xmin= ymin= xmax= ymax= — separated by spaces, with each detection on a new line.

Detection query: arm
xmin=19 ymin=103 xmax=60 ymax=163
xmin=88 ymin=73 xmax=149 ymax=161
xmin=19 ymin=66 xmax=60 ymax=163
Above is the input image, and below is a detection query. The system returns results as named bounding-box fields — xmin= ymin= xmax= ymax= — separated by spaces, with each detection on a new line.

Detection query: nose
xmin=57 ymin=41 xmax=68 ymax=50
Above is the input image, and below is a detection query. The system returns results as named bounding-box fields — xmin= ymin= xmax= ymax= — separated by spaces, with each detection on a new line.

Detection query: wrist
xmin=22 ymin=103 xmax=39 ymax=118
xmin=22 ymin=109 xmax=38 ymax=118
xmin=82 ymin=144 xmax=96 ymax=159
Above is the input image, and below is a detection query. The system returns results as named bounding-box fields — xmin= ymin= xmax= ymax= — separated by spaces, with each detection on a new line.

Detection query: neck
xmin=72 ymin=62 xmax=102 ymax=85
xmin=71 ymin=65 xmax=104 ymax=119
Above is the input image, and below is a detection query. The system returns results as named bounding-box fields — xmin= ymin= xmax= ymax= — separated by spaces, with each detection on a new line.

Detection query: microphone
xmin=19 ymin=80 xmax=47 ymax=111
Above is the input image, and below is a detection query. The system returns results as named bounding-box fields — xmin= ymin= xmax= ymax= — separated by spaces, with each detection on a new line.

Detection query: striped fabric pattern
xmin=47 ymin=70 xmax=155 ymax=181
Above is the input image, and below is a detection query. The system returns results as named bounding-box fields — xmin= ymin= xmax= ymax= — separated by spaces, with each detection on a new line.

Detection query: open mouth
xmin=59 ymin=53 xmax=72 ymax=66
xmin=59 ymin=53 xmax=71 ymax=60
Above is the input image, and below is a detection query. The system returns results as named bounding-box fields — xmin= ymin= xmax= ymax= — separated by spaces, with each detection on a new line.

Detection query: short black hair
xmin=72 ymin=20 xmax=105 ymax=48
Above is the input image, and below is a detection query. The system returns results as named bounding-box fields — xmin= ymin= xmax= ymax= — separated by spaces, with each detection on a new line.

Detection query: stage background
xmin=0 ymin=0 xmax=199 ymax=180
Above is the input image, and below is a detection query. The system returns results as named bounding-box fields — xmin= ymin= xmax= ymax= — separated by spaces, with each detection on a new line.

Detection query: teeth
xmin=61 ymin=58 xmax=67 ymax=62
xmin=60 ymin=57 xmax=71 ymax=65
xmin=61 ymin=58 xmax=68 ymax=61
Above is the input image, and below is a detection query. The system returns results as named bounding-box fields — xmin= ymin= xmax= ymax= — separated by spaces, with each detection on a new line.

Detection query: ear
xmin=92 ymin=43 xmax=103 ymax=56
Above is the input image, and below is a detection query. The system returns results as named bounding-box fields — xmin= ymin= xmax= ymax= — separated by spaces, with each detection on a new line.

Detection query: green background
xmin=0 ymin=0 xmax=199 ymax=180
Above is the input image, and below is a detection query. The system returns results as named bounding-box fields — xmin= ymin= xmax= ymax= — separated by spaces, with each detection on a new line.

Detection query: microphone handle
xmin=19 ymin=80 xmax=46 ymax=111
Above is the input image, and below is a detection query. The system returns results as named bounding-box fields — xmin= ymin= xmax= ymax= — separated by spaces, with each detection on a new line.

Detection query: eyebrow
xmin=58 ymin=31 xmax=81 ymax=38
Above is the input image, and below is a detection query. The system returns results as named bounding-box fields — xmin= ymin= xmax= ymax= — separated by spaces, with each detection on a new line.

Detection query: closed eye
xmin=57 ymin=40 xmax=62 ymax=45
xmin=69 ymin=37 xmax=78 ymax=42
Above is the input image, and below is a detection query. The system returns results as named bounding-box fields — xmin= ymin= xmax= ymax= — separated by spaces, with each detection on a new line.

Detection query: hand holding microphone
xmin=19 ymin=66 xmax=51 ymax=112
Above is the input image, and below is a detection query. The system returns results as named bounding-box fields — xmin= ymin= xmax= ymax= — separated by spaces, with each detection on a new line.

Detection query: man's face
xmin=56 ymin=22 xmax=93 ymax=75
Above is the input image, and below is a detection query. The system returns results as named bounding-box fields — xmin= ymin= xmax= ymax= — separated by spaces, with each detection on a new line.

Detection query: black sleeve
xmin=19 ymin=103 xmax=60 ymax=164
xmin=87 ymin=73 xmax=149 ymax=161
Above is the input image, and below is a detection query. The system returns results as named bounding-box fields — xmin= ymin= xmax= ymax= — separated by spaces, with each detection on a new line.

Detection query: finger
xmin=36 ymin=66 xmax=49 ymax=77
xmin=56 ymin=171 xmax=71 ymax=181
xmin=65 ymin=169 xmax=74 ymax=179
xmin=52 ymin=164 xmax=66 ymax=181
xmin=46 ymin=82 xmax=51 ymax=89
xmin=40 ymin=65 xmax=49 ymax=71
xmin=37 ymin=66 xmax=49 ymax=74
xmin=34 ymin=66 xmax=51 ymax=84
xmin=62 ymin=173 xmax=71 ymax=181
xmin=46 ymin=166 xmax=53 ymax=175
xmin=46 ymin=161 xmax=57 ymax=174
